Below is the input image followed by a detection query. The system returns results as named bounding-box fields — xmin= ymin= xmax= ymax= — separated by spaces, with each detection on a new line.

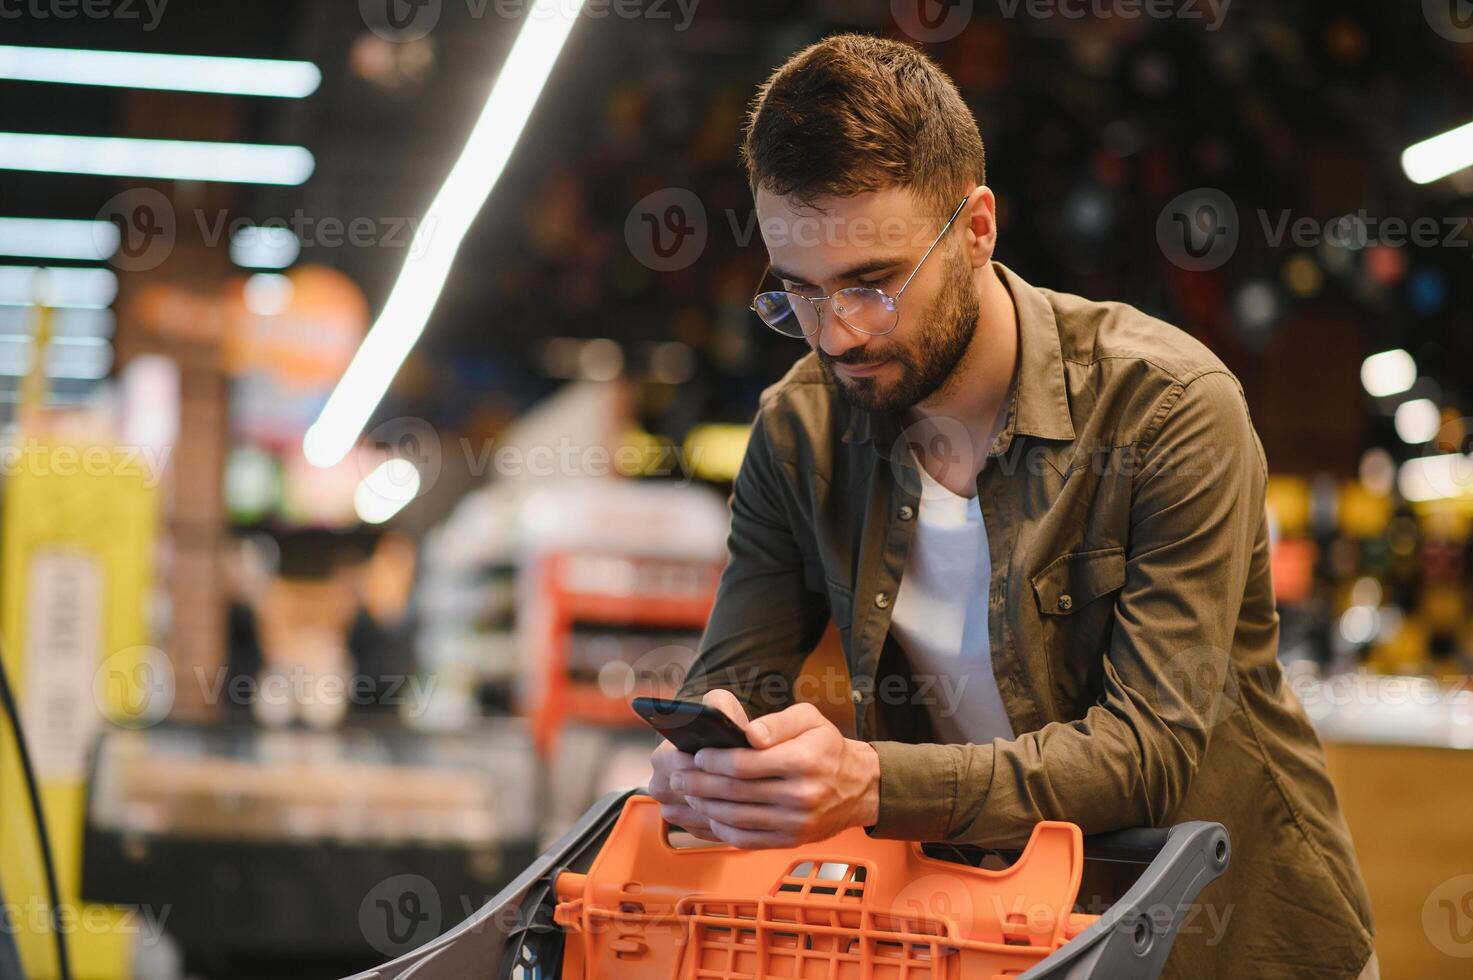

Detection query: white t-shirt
xmin=887 ymin=456 xmax=1016 ymax=746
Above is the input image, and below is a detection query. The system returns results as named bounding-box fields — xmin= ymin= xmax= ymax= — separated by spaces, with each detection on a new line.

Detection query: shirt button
xmin=874 ymin=592 xmax=891 ymax=609
xmin=1057 ymin=594 xmax=1073 ymax=611
xmin=851 ymin=689 xmax=863 ymax=705
xmin=898 ymin=504 xmax=915 ymax=521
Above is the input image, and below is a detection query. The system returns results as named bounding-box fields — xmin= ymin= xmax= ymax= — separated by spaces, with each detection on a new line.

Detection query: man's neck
xmin=904 ymin=263 xmax=1020 ymax=495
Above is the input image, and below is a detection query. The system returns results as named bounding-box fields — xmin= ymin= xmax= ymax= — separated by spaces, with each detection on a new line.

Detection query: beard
xmin=818 ymin=247 xmax=980 ymax=415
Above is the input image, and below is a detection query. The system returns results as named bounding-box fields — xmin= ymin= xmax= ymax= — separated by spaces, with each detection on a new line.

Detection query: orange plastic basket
xmin=347 ymin=790 xmax=1230 ymax=980
xmin=551 ymin=796 xmax=1098 ymax=980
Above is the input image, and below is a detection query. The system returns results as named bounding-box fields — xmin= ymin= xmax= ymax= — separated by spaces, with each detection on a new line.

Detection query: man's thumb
xmin=745 ymin=702 xmax=824 ymax=748
xmin=702 ymin=688 xmax=750 ymax=727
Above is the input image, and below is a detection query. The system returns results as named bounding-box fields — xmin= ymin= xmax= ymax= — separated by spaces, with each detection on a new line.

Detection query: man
xmin=649 ymin=33 xmax=1375 ymax=979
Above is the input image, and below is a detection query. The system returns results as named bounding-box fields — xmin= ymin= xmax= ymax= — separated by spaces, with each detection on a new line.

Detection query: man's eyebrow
xmin=770 ymin=256 xmax=908 ymax=285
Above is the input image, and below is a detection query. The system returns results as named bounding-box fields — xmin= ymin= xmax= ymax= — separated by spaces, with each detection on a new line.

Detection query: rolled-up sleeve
xmin=870 ymin=370 xmax=1265 ymax=845
xmin=678 ymin=407 xmax=830 ymax=718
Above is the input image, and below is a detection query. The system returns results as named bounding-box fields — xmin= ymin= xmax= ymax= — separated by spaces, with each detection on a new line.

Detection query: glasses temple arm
xmin=748 ymin=263 xmax=772 ymax=309
xmin=895 ymin=196 xmax=969 ymax=298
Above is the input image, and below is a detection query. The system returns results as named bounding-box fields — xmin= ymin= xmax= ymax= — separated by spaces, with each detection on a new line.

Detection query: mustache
xmin=819 ymin=347 xmax=891 ymax=367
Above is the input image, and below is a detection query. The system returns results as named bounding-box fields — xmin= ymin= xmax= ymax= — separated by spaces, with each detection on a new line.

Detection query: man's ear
xmin=961 ymin=185 xmax=998 ymax=269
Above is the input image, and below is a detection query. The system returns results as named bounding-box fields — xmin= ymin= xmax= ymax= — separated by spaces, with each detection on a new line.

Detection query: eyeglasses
xmin=749 ymin=196 xmax=969 ymax=339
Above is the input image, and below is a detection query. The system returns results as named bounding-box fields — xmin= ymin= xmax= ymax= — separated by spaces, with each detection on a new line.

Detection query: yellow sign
xmin=1 ymin=438 xmax=158 ymax=979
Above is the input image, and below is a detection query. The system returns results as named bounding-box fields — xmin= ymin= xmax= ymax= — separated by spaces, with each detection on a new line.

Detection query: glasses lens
xmin=753 ymin=291 xmax=817 ymax=337
xmin=832 ymin=288 xmax=898 ymax=335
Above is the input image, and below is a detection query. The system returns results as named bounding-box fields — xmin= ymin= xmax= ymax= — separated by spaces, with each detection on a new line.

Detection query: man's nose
xmin=813 ymin=304 xmax=870 ymax=358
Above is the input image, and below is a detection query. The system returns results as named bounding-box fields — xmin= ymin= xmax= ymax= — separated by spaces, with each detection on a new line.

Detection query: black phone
xmin=630 ymin=696 xmax=752 ymax=754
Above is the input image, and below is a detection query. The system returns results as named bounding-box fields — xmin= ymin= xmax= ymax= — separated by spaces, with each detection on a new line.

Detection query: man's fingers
xmin=694 ymin=737 xmax=815 ymax=779
xmin=671 ymin=769 xmax=787 ymax=804
xmin=651 ymin=746 xmax=698 ymax=776
xmin=745 ymin=702 xmax=825 ymax=748
xmin=659 ymin=802 xmax=714 ymax=835
xmin=687 ymin=796 xmax=792 ymax=832
xmin=648 ymin=746 xmax=699 ymax=802
xmin=707 ymin=818 xmax=790 ymax=850
xmin=702 ymin=689 xmax=750 ymax=727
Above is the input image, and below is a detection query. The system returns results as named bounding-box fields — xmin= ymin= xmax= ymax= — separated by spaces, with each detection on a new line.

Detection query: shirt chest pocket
xmin=1028 ymin=546 xmax=1127 ymax=713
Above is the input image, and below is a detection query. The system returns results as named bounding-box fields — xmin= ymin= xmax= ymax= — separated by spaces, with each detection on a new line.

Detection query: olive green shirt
xmin=680 ymin=263 xmax=1374 ymax=979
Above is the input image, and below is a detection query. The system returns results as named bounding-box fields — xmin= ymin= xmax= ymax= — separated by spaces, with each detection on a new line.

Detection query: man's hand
xmin=670 ymin=699 xmax=880 ymax=849
xmin=647 ymin=690 xmax=751 ymax=840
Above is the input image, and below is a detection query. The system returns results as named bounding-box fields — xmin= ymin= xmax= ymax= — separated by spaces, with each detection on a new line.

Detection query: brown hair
xmin=741 ymin=34 xmax=985 ymax=215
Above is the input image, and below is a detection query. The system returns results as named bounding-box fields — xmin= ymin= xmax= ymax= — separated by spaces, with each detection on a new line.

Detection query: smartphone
xmin=631 ymin=696 xmax=752 ymax=754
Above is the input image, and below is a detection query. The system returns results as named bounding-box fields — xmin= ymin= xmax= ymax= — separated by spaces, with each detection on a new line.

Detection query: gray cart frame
xmin=346 ymin=789 xmax=1229 ymax=980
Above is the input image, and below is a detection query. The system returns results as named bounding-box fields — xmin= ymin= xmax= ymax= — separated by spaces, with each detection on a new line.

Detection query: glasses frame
xmin=748 ymin=195 xmax=970 ymax=339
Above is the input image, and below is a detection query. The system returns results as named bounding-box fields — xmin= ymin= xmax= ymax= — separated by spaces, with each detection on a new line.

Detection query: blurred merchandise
xmin=81 ymin=723 xmax=537 ymax=974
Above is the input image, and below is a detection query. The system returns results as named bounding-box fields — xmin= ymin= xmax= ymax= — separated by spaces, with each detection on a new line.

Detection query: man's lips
xmin=834 ymin=359 xmax=889 ymax=378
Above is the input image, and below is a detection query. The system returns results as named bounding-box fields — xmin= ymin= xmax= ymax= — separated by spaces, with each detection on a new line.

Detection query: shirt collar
xmin=841 ymin=262 xmax=1075 ymax=457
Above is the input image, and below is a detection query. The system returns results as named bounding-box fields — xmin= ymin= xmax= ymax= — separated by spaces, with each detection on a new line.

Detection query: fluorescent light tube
xmin=304 ymin=0 xmax=585 ymax=467
xmin=0 ymin=217 xmax=118 ymax=261
xmin=0 ymin=45 xmax=320 ymax=98
xmin=0 ymin=266 xmax=117 ymax=308
xmin=1403 ymin=119 xmax=1473 ymax=185
xmin=0 ymin=307 xmax=114 ymax=337
xmin=0 ymin=132 xmax=314 ymax=185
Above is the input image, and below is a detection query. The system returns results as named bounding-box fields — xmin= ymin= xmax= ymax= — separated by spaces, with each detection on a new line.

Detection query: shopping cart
xmin=346 ymin=789 xmax=1229 ymax=980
